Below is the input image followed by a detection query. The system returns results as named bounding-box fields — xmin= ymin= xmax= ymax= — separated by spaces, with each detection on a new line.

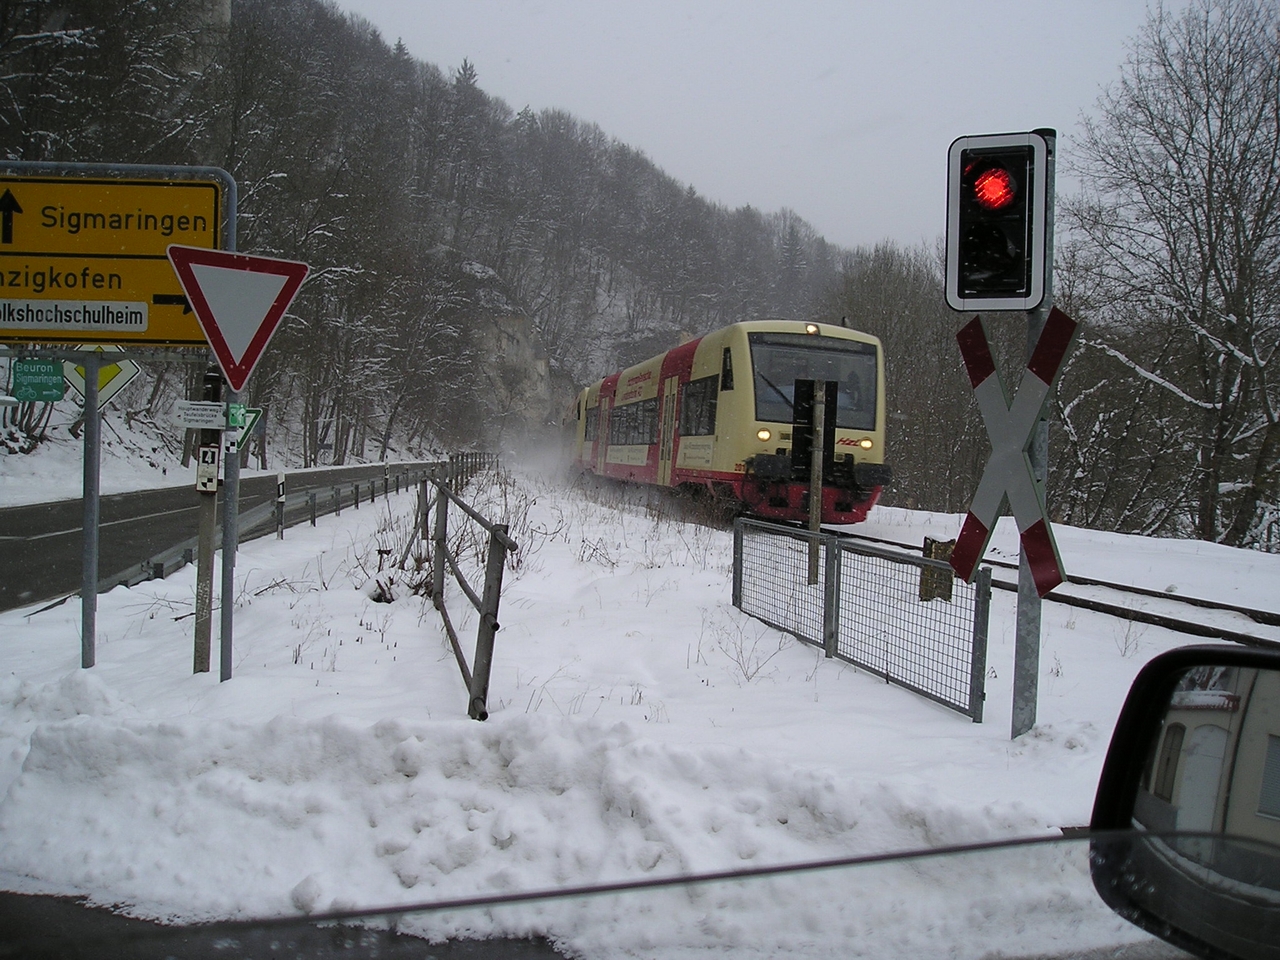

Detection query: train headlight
xmin=757 ymin=429 xmax=772 ymax=442
xmin=804 ymin=323 xmax=820 ymax=335
xmin=858 ymin=438 xmax=874 ymax=449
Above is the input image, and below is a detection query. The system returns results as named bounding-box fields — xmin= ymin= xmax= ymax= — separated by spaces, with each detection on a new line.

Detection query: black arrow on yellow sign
xmin=152 ymin=293 xmax=192 ymax=314
xmin=0 ymin=189 xmax=22 ymax=244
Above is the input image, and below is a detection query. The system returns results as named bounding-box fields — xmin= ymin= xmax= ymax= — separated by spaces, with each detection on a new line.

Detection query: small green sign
xmin=228 ymin=407 xmax=263 ymax=448
xmin=227 ymin=402 xmax=247 ymax=429
xmin=12 ymin=359 xmax=65 ymax=402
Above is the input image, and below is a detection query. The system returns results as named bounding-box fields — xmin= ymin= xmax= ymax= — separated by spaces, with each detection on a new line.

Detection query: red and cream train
xmin=571 ymin=319 xmax=891 ymax=525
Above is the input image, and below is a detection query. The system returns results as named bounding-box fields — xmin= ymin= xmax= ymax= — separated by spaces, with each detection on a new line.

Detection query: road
xmin=0 ymin=890 xmax=566 ymax=959
xmin=0 ymin=462 xmax=437 ymax=613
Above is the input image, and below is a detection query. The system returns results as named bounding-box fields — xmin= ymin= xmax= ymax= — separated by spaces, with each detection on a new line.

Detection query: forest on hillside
xmin=0 ymin=0 xmax=1277 ymax=549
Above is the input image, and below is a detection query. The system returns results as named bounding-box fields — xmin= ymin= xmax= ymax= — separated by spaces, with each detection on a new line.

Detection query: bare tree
xmin=1066 ymin=0 xmax=1280 ymax=546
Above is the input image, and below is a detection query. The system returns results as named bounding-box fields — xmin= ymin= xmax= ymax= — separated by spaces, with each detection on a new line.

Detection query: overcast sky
xmin=335 ymin=0 xmax=1151 ymax=251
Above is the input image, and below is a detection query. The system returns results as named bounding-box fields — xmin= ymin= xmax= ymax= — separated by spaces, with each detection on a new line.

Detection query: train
xmin=570 ymin=319 xmax=892 ymax=525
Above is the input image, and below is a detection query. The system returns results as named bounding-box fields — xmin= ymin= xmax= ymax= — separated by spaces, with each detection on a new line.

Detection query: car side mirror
xmin=1090 ymin=645 xmax=1280 ymax=960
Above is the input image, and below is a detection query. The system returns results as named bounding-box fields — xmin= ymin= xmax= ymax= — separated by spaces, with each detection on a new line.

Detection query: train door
xmin=657 ymin=376 xmax=679 ymax=486
xmin=595 ymin=398 xmax=611 ymax=472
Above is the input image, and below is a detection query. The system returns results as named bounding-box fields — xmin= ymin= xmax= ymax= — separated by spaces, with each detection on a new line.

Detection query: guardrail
xmin=415 ymin=457 xmax=515 ymax=721
xmin=733 ymin=517 xmax=992 ymax=721
xmin=102 ymin=457 xmax=491 ymax=592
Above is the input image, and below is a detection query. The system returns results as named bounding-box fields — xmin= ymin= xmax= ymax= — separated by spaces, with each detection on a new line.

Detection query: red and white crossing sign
xmin=166 ymin=246 xmax=309 ymax=392
xmin=950 ymin=307 xmax=1078 ymax=596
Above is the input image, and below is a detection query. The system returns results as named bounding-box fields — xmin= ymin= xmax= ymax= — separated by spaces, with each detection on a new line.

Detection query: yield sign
xmin=950 ymin=307 xmax=1079 ymax=597
xmin=167 ymin=245 xmax=308 ymax=391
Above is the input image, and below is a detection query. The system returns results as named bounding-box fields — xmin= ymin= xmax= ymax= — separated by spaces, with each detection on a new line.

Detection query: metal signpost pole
xmin=1011 ymin=130 xmax=1056 ymax=739
xmin=80 ymin=350 xmax=100 ymax=668
xmin=220 ymin=385 xmax=239 ymax=681
xmin=218 ymin=192 xmax=239 ymax=683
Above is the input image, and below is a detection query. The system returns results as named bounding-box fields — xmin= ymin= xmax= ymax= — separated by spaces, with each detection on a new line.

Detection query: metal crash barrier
xmin=733 ymin=517 xmax=992 ymax=721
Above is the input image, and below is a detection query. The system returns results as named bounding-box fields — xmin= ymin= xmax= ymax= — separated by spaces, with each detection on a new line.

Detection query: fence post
xmin=431 ymin=482 xmax=448 ymax=609
xmin=969 ymin=566 xmax=992 ymax=723
xmin=334 ymin=486 xmax=341 ymax=516
xmin=468 ymin=523 xmax=509 ymax=721
xmin=731 ymin=517 xmax=744 ymax=609
xmin=418 ymin=480 xmax=430 ymax=541
xmin=353 ymin=483 xmax=359 ymax=509
xmin=822 ymin=534 xmax=841 ymax=658
xmin=309 ymin=491 xmax=317 ymax=526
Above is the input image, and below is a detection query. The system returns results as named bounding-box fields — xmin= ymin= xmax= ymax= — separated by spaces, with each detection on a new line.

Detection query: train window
xmin=721 ymin=348 xmax=734 ymax=390
xmin=680 ymin=376 xmax=718 ymax=436
xmin=747 ymin=332 xmax=877 ymax=430
xmin=609 ymin=397 xmax=658 ymax=445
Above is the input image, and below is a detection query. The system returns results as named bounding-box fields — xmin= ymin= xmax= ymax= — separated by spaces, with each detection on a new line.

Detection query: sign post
xmin=80 ymin=350 xmax=99 ymax=669
xmin=0 ymin=162 xmax=233 ymax=669
xmin=946 ymin=129 xmax=1068 ymax=738
xmin=167 ymin=245 xmax=308 ymax=681
xmin=193 ymin=370 xmax=221 ymax=674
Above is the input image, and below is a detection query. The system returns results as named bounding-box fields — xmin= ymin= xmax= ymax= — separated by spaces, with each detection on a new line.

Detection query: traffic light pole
xmin=1011 ymin=129 xmax=1055 ymax=740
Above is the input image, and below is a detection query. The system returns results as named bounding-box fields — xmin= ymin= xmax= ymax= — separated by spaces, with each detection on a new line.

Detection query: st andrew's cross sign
xmin=949 ymin=307 xmax=1078 ymax=597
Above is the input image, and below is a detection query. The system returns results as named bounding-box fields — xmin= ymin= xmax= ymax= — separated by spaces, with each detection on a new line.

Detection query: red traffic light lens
xmin=972 ymin=166 xmax=1016 ymax=210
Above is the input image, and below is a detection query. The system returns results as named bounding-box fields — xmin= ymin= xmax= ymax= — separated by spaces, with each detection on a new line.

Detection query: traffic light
xmin=946 ymin=131 xmax=1049 ymax=312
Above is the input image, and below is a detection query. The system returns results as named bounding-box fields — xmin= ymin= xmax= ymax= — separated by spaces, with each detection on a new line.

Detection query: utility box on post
xmin=946 ymin=131 xmax=1049 ymax=312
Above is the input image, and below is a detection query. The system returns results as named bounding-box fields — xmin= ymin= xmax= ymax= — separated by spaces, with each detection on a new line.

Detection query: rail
xmin=831 ymin=529 xmax=1280 ymax=650
xmin=415 ymin=454 xmax=515 ymax=720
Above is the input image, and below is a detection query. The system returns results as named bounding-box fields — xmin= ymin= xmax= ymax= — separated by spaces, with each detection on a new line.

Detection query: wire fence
xmin=733 ymin=517 xmax=992 ymax=721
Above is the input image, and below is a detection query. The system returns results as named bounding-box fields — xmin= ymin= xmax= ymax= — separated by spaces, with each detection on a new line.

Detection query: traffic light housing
xmin=946 ymin=131 xmax=1049 ymax=312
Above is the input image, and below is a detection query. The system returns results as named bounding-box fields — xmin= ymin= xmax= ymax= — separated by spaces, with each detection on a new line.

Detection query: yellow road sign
xmin=0 ymin=174 xmax=223 ymax=345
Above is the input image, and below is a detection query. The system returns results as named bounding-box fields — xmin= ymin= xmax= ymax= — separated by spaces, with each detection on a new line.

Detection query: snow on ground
xmin=1 ymin=446 xmax=1275 ymax=956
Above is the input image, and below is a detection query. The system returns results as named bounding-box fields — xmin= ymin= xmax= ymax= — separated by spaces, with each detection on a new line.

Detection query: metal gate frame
xmin=733 ymin=517 xmax=991 ymax=721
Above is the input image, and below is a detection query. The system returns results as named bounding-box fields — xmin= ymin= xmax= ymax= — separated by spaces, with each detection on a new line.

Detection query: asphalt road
xmin=0 ymin=890 xmax=566 ymax=959
xmin=0 ymin=462 xmax=437 ymax=613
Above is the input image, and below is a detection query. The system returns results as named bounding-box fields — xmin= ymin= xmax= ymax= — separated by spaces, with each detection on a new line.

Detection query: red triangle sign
xmin=167 ymin=245 xmax=309 ymax=392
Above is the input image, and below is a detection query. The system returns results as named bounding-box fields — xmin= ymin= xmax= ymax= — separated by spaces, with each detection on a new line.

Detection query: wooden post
xmin=468 ymin=523 xmax=510 ymax=721
xmin=193 ymin=368 xmax=220 ymax=674
xmin=431 ymin=482 xmax=448 ymax=609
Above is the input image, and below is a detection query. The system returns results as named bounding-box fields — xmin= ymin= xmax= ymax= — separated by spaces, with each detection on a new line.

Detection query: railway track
xmin=831 ymin=529 xmax=1280 ymax=650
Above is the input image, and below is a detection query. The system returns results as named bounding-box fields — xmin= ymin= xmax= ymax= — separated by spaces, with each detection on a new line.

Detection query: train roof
xmin=578 ymin=319 xmax=880 ymax=396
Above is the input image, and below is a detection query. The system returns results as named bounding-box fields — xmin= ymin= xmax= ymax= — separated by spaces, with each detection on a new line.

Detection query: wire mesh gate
xmin=732 ymin=517 xmax=992 ymax=721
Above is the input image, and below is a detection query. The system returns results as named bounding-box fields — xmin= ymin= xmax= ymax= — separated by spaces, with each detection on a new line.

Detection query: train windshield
xmin=748 ymin=332 xmax=877 ymax=429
